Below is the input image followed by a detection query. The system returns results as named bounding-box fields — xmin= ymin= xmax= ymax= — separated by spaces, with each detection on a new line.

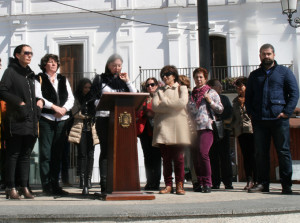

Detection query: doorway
xmin=59 ymin=44 xmax=84 ymax=91
xmin=209 ymin=36 xmax=227 ymax=79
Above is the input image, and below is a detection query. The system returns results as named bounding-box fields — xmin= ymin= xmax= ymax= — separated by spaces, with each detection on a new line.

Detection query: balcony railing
xmin=134 ymin=64 xmax=294 ymax=92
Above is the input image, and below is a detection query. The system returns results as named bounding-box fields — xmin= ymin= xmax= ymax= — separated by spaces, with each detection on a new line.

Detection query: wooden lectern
xmin=96 ymin=92 xmax=155 ymax=201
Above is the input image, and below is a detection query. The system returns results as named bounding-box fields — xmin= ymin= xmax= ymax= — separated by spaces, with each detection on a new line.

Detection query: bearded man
xmin=245 ymin=43 xmax=299 ymax=194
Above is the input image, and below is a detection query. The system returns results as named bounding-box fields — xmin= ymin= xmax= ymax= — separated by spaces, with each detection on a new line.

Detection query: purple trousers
xmin=194 ymin=130 xmax=214 ymax=186
xmin=159 ymin=145 xmax=185 ymax=187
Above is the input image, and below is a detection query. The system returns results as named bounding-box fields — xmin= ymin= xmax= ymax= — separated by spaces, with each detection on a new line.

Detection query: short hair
xmin=13 ymin=44 xmax=31 ymax=58
xmin=178 ymin=75 xmax=191 ymax=89
xmin=260 ymin=43 xmax=275 ymax=54
xmin=193 ymin=67 xmax=209 ymax=80
xmin=105 ymin=53 xmax=123 ymax=74
xmin=39 ymin=54 xmax=60 ymax=73
xmin=160 ymin=65 xmax=179 ymax=82
xmin=207 ymin=79 xmax=221 ymax=87
xmin=235 ymin=77 xmax=248 ymax=87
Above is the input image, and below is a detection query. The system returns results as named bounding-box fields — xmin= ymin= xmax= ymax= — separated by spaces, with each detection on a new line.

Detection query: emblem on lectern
xmin=119 ymin=111 xmax=132 ymax=128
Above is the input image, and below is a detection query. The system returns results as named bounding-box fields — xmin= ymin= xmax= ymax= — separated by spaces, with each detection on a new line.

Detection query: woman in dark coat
xmin=0 ymin=44 xmax=42 ymax=199
xmin=92 ymin=53 xmax=137 ymax=194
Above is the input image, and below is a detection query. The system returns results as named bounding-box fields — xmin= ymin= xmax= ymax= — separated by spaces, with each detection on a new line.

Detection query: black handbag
xmin=205 ymin=99 xmax=220 ymax=142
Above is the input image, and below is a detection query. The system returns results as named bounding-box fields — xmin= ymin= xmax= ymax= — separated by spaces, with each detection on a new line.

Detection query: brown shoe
xmin=19 ymin=187 xmax=34 ymax=199
xmin=176 ymin=182 xmax=185 ymax=195
xmin=244 ymin=181 xmax=254 ymax=190
xmin=5 ymin=188 xmax=20 ymax=200
xmin=159 ymin=186 xmax=173 ymax=194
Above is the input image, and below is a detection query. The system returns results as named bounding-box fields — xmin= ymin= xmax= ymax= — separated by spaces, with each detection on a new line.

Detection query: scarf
xmin=101 ymin=72 xmax=130 ymax=92
xmin=191 ymin=85 xmax=211 ymax=108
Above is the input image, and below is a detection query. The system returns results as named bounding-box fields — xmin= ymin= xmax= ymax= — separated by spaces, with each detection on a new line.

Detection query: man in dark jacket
xmin=245 ymin=43 xmax=299 ymax=194
xmin=0 ymin=44 xmax=43 ymax=199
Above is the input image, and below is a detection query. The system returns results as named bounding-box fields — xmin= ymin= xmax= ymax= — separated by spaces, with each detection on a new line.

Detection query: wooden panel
xmin=101 ymin=93 xmax=151 ymax=200
xmin=113 ymin=106 xmax=140 ymax=191
xmin=236 ymin=139 xmax=246 ymax=182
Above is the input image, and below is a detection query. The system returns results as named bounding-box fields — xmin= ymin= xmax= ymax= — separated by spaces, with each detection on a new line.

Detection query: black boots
xmin=82 ymin=175 xmax=89 ymax=195
xmin=87 ymin=157 xmax=94 ymax=189
xmin=80 ymin=156 xmax=94 ymax=193
xmin=99 ymin=159 xmax=107 ymax=194
xmin=82 ymin=161 xmax=94 ymax=195
xmin=79 ymin=174 xmax=85 ymax=189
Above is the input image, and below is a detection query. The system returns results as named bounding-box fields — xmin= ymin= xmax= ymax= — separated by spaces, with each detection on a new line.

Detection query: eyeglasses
xmin=23 ymin=51 xmax=33 ymax=56
xmin=161 ymin=72 xmax=173 ymax=78
xmin=146 ymin=83 xmax=156 ymax=88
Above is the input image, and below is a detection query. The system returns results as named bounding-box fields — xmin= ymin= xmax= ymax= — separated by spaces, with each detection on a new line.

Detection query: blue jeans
xmin=252 ymin=118 xmax=292 ymax=188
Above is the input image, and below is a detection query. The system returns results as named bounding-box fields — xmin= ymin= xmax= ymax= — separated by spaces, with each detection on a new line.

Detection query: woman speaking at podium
xmin=92 ymin=54 xmax=137 ymax=194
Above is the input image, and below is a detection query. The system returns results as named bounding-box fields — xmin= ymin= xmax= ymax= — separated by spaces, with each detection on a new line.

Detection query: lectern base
xmin=95 ymin=191 xmax=155 ymax=201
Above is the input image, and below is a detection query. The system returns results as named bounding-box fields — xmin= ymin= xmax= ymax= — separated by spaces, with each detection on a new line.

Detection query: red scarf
xmin=191 ymin=85 xmax=211 ymax=108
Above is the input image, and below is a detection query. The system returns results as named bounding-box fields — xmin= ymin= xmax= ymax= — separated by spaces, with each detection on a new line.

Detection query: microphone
xmin=113 ymin=73 xmax=119 ymax=79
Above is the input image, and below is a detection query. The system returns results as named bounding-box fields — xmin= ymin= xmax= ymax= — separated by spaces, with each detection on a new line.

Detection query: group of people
xmin=0 ymin=43 xmax=298 ymax=200
xmin=0 ymin=44 xmax=137 ymax=199
xmin=137 ymin=43 xmax=299 ymax=196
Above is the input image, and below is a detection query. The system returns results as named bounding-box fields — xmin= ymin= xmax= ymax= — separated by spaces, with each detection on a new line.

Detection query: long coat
xmin=152 ymin=82 xmax=191 ymax=147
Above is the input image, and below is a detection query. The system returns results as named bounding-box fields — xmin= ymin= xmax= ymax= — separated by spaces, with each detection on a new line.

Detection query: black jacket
xmin=0 ymin=57 xmax=40 ymax=136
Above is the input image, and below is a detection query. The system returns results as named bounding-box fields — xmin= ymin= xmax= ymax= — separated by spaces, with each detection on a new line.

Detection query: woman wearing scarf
xmin=92 ymin=54 xmax=137 ymax=194
xmin=152 ymin=65 xmax=191 ymax=195
xmin=187 ymin=68 xmax=223 ymax=193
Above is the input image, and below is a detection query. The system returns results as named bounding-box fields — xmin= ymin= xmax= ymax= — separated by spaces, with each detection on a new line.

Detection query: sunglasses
xmin=23 ymin=51 xmax=33 ymax=56
xmin=161 ymin=72 xmax=173 ymax=78
xmin=146 ymin=83 xmax=156 ymax=88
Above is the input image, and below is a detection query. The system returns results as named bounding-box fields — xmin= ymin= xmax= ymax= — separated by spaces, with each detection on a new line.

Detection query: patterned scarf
xmin=191 ymin=85 xmax=211 ymax=108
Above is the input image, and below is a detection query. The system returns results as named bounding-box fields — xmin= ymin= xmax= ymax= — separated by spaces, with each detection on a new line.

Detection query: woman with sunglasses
xmin=137 ymin=78 xmax=161 ymax=190
xmin=152 ymin=65 xmax=191 ymax=195
xmin=0 ymin=44 xmax=42 ymax=199
xmin=187 ymin=68 xmax=223 ymax=193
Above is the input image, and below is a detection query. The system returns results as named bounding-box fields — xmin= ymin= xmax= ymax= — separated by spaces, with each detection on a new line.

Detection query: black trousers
xmin=139 ymin=130 xmax=161 ymax=186
xmin=5 ymin=134 xmax=36 ymax=188
xmin=39 ymin=118 xmax=67 ymax=189
xmin=209 ymin=129 xmax=233 ymax=186
xmin=96 ymin=117 xmax=109 ymax=184
xmin=78 ymin=130 xmax=94 ymax=175
xmin=238 ymin=133 xmax=256 ymax=182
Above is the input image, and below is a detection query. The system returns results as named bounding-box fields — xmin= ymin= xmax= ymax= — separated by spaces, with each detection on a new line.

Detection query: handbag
xmin=205 ymin=96 xmax=223 ymax=141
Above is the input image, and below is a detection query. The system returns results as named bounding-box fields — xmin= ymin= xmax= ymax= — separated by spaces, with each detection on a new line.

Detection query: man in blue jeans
xmin=245 ymin=43 xmax=299 ymax=194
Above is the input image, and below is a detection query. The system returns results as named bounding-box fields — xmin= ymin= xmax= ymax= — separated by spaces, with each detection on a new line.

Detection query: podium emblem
xmin=119 ymin=111 xmax=132 ymax=128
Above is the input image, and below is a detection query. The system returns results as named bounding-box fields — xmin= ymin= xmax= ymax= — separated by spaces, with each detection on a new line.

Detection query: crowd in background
xmin=0 ymin=42 xmax=298 ymax=200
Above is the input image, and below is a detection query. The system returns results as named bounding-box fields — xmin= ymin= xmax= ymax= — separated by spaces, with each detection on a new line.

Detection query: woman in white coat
xmin=152 ymin=65 xmax=191 ymax=195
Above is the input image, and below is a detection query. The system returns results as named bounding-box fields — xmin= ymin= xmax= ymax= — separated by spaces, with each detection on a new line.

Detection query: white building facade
xmin=0 ymin=0 xmax=299 ymax=184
